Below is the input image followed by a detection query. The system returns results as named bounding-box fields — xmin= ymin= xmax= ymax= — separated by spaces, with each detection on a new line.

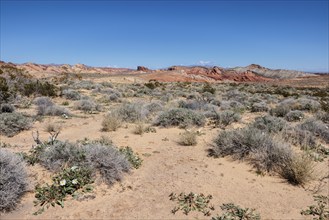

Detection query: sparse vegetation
xmin=301 ymin=195 xmax=329 ymax=220
xmin=212 ymin=203 xmax=261 ymax=220
xmin=178 ymin=130 xmax=198 ymax=146
xmin=169 ymin=192 xmax=214 ymax=216
xmin=102 ymin=113 xmax=122 ymax=131
xmin=119 ymin=146 xmax=143 ymax=169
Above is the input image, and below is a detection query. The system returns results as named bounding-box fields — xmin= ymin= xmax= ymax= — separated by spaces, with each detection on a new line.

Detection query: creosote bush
xmin=0 ymin=148 xmax=28 ymax=211
xmin=154 ymin=108 xmax=206 ymax=128
xmin=0 ymin=112 xmax=32 ymax=137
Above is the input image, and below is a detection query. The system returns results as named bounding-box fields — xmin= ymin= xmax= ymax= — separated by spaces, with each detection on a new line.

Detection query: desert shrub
xmin=211 ymin=127 xmax=292 ymax=173
xmin=206 ymin=109 xmax=240 ymax=127
xmin=278 ymin=153 xmax=314 ymax=185
xmin=102 ymin=113 xmax=122 ymax=131
xmin=316 ymin=111 xmax=329 ymax=123
xmin=251 ymin=115 xmax=287 ymax=134
xmin=285 ymin=110 xmax=304 ymax=122
xmin=0 ymin=112 xmax=32 ymax=137
xmin=33 ymin=96 xmax=54 ymax=107
xmin=101 ymin=94 xmax=121 ymax=102
xmin=40 ymin=105 xmax=70 ymax=116
xmin=154 ymin=108 xmax=206 ymax=128
xmin=74 ymin=99 xmax=101 ymax=112
xmin=22 ymin=80 xmax=57 ymax=97
xmin=178 ymin=99 xmax=205 ymax=111
xmin=270 ymin=104 xmax=290 ymax=117
xmin=83 ymin=143 xmax=130 ymax=185
xmin=0 ymin=148 xmax=28 ymax=211
xmin=297 ymin=98 xmax=321 ymax=112
xmin=202 ymin=83 xmax=216 ymax=94
xmin=300 ymin=119 xmax=329 ymax=143
xmin=62 ymin=89 xmax=81 ymax=100
xmin=119 ymin=146 xmax=143 ymax=169
xmin=72 ymin=80 xmax=98 ymax=90
xmin=283 ymin=127 xmax=317 ymax=150
xmin=178 ymin=130 xmax=198 ymax=146
xmin=39 ymin=141 xmax=86 ymax=172
xmin=0 ymin=103 xmax=15 ymax=113
xmin=220 ymin=100 xmax=246 ymax=112
xmin=251 ymin=102 xmax=269 ymax=112
xmin=133 ymin=123 xmax=145 ymax=135
xmin=212 ymin=203 xmax=260 ymax=220
xmin=116 ymin=102 xmax=144 ymax=122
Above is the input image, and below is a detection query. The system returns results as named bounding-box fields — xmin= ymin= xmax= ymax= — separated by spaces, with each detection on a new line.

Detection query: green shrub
xmin=0 ymin=112 xmax=32 ymax=137
xmin=0 ymin=149 xmax=28 ymax=211
xmin=33 ymin=166 xmax=93 ymax=215
xmin=154 ymin=108 xmax=206 ymax=128
xmin=301 ymin=195 xmax=329 ymax=220
xmin=119 ymin=146 xmax=143 ymax=169
xmin=212 ymin=203 xmax=260 ymax=220
xmin=0 ymin=103 xmax=15 ymax=113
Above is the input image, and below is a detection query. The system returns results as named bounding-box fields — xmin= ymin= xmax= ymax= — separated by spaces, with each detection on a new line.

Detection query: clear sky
xmin=1 ymin=0 xmax=328 ymax=71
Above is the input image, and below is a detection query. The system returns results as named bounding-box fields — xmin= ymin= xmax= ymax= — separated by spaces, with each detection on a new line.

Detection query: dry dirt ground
xmin=1 ymin=74 xmax=329 ymax=220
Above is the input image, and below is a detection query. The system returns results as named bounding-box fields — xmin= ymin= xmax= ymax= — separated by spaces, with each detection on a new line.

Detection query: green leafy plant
xmin=301 ymin=195 xmax=329 ymax=220
xmin=33 ymin=166 xmax=93 ymax=215
xmin=119 ymin=146 xmax=143 ymax=169
xmin=169 ymin=192 xmax=214 ymax=216
xmin=212 ymin=203 xmax=261 ymax=220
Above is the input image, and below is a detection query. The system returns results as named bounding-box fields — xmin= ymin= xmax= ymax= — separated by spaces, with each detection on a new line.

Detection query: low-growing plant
xmin=300 ymin=118 xmax=329 ymax=143
xmin=178 ymin=130 xmax=198 ymax=146
xmin=251 ymin=115 xmax=287 ymax=134
xmin=316 ymin=111 xmax=329 ymax=123
xmin=154 ymin=108 xmax=206 ymax=128
xmin=278 ymin=153 xmax=315 ymax=185
xmin=285 ymin=110 xmax=304 ymax=122
xmin=212 ymin=203 xmax=261 ymax=220
xmin=133 ymin=122 xmax=145 ymax=135
xmin=209 ymin=110 xmax=241 ymax=128
xmin=116 ymin=102 xmax=145 ymax=122
xmin=251 ymin=102 xmax=269 ymax=112
xmin=0 ymin=112 xmax=32 ymax=137
xmin=119 ymin=146 xmax=143 ymax=169
xmin=301 ymin=195 xmax=329 ymax=220
xmin=74 ymin=99 xmax=102 ymax=112
xmin=169 ymin=192 xmax=214 ymax=216
xmin=33 ymin=166 xmax=93 ymax=215
xmin=61 ymin=89 xmax=81 ymax=100
xmin=270 ymin=104 xmax=290 ymax=117
xmin=102 ymin=113 xmax=122 ymax=131
xmin=0 ymin=149 xmax=28 ymax=211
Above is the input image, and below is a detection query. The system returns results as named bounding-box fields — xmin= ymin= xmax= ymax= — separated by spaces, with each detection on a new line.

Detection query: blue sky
xmin=1 ymin=0 xmax=328 ymax=71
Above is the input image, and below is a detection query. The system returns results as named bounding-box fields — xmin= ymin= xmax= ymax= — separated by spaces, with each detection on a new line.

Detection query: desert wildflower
xmin=59 ymin=179 xmax=66 ymax=186
xmin=71 ymin=166 xmax=78 ymax=171
xmin=72 ymin=179 xmax=78 ymax=185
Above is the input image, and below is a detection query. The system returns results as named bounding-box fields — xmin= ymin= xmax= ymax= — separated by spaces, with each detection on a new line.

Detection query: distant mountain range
xmin=0 ymin=61 xmax=322 ymax=82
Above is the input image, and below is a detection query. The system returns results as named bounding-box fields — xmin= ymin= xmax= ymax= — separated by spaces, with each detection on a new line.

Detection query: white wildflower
xmin=59 ymin=179 xmax=66 ymax=186
xmin=71 ymin=166 xmax=78 ymax=171
xmin=72 ymin=179 xmax=78 ymax=185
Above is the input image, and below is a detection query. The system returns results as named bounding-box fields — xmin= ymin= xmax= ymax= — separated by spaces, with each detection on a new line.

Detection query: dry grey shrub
xmin=316 ymin=111 xmax=329 ymax=123
xmin=211 ymin=127 xmax=292 ymax=173
xmin=0 ymin=112 xmax=32 ymax=137
xmin=251 ymin=115 xmax=287 ymax=134
xmin=133 ymin=122 xmax=145 ymax=135
xmin=154 ymin=108 xmax=206 ymax=128
xmin=285 ymin=110 xmax=304 ymax=122
xmin=282 ymin=127 xmax=317 ymax=150
xmin=82 ymin=144 xmax=131 ymax=185
xmin=251 ymin=102 xmax=269 ymax=112
xmin=62 ymin=89 xmax=81 ymax=100
xmin=299 ymin=118 xmax=329 ymax=144
xmin=270 ymin=104 xmax=290 ymax=117
xmin=74 ymin=99 xmax=102 ymax=112
xmin=34 ymin=96 xmax=70 ymax=116
xmin=0 ymin=103 xmax=15 ymax=113
xmin=116 ymin=102 xmax=145 ymax=122
xmin=0 ymin=148 xmax=28 ymax=211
